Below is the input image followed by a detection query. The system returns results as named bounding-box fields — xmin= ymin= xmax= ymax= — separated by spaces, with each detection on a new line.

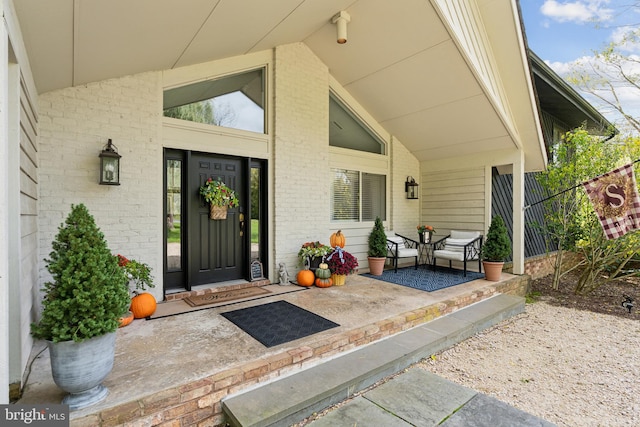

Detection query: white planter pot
xmin=48 ymin=332 xmax=117 ymax=410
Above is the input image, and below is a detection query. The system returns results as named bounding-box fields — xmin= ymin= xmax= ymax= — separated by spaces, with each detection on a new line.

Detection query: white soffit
xmin=13 ymin=0 xmax=542 ymax=168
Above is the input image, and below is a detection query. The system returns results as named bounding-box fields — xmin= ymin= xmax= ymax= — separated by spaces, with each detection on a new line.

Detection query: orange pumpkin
xmin=130 ymin=292 xmax=157 ymax=318
xmin=296 ymin=269 xmax=315 ymax=287
xmin=315 ymin=277 xmax=333 ymax=288
xmin=330 ymin=230 xmax=346 ymax=248
xmin=118 ymin=311 xmax=134 ymax=328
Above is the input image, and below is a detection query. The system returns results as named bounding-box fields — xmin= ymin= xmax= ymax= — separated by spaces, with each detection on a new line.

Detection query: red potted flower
xmin=326 ymin=247 xmax=359 ymax=286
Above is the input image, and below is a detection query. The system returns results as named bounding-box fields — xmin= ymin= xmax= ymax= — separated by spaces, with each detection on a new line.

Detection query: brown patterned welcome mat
xmin=184 ymin=287 xmax=271 ymax=307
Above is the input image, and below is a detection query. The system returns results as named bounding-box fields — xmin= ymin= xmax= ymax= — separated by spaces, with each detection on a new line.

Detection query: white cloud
xmin=540 ymin=0 xmax=614 ymax=23
xmin=545 ymin=59 xmax=575 ymax=75
xmin=609 ymin=26 xmax=640 ymax=54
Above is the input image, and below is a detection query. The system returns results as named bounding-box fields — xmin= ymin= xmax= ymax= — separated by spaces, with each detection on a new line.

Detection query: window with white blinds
xmin=331 ymin=169 xmax=386 ymax=222
xmin=331 ymin=169 xmax=359 ymax=221
xmin=362 ymin=173 xmax=386 ymax=221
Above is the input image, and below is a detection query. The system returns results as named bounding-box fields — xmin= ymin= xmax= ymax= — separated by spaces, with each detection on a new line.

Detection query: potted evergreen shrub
xmin=367 ymin=216 xmax=387 ymax=275
xmin=481 ymin=214 xmax=512 ymax=281
xmin=31 ymin=204 xmax=131 ymax=410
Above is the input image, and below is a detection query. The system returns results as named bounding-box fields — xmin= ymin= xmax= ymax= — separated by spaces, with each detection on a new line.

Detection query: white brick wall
xmin=273 ymin=43 xmax=330 ymax=274
xmin=38 ymin=72 xmax=164 ymax=301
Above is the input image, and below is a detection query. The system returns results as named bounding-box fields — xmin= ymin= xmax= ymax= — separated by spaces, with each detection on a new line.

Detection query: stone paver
xmin=308 ymin=396 xmax=412 ymax=427
xmin=363 ymin=370 xmax=477 ymax=426
xmin=306 ymin=369 xmax=556 ymax=426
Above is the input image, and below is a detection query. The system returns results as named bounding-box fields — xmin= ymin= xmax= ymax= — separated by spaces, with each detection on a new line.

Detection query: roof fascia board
xmin=529 ymin=50 xmax=613 ymax=131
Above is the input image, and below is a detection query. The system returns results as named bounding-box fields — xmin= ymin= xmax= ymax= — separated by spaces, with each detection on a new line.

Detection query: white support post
xmin=512 ymin=151 xmax=525 ymax=275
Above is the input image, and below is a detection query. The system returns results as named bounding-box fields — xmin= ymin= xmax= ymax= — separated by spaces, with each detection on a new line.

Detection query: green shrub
xmin=31 ymin=204 xmax=131 ymax=343
xmin=482 ymin=215 xmax=511 ymax=262
xmin=368 ymin=217 xmax=388 ymax=257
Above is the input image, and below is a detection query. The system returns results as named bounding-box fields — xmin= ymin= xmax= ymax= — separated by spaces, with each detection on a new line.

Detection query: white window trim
xmin=329 ymin=76 xmax=390 ymax=151
xmin=162 ymin=50 xmax=272 ymax=137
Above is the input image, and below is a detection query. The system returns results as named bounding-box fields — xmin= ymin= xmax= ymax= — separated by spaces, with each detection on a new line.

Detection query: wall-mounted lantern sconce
xmin=332 ymin=11 xmax=351 ymax=44
xmin=99 ymin=139 xmax=121 ymax=185
xmin=405 ymin=176 xmax=419 ymax=199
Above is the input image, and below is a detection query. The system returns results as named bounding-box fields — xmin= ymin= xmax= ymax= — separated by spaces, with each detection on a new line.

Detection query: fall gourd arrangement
xmin=314 ymin=263 xmax=333 ymax=287
xmin=296 ymin=230 xmax=352 ymax=288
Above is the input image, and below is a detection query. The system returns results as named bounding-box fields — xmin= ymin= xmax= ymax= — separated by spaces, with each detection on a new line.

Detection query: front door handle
xmin=239 ymin=213 xmax=245 ymax=237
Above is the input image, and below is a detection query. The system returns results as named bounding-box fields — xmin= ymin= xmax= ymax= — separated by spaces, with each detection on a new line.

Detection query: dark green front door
xmin=164 ymin=150 xmax=247 ymax=292
xmin=188 ymin=153 xmax=244 ymax=286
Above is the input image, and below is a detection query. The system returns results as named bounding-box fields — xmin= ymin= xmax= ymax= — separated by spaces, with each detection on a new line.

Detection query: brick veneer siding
xmin=69 ymin=275 xmax=529 ymax=426
xmin=272 ymin=43 xmax=331 ymax=274
xmin=504 ymin=251 xmax=584 ymax=280
xmin=38 ymin=72 xmax=164 ymax=302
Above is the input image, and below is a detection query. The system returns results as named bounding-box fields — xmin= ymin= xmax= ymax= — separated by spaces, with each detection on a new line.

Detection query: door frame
xmin=163 ymin=149 xmax=268 ymax=294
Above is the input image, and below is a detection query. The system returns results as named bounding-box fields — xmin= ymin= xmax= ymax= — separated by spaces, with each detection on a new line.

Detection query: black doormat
xmin=221 ymin=300 xmax=339 ymax=347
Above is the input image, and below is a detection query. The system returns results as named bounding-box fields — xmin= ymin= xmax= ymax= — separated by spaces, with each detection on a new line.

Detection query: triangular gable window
xmin=163 ymin=68 xmax=265 ymax=134
xmin=329 ymin=94 xmax=385 ymax=154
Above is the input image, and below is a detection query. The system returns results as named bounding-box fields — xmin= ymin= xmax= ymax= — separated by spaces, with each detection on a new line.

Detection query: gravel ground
xmin=419 ymin=299 xmax=640 ymax=427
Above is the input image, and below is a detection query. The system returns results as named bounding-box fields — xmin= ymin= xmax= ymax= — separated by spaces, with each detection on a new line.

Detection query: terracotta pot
xmin=368 ymin=257 xmax=386 ymax=276
xmin=482 ymin=261 xmax=504 ymax=281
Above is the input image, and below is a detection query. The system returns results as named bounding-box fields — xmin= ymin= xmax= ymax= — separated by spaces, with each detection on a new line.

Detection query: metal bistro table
xmin=417 ymin=234 xmax=436 ymax=266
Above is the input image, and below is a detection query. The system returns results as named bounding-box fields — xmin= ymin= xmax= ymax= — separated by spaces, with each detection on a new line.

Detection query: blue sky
xmin=520 ymin=0 xmax=640 ymax=130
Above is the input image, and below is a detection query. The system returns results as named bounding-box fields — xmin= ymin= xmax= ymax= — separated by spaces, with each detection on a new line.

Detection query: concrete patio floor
xmin=17 ymin=269 xmax=529 ymax=426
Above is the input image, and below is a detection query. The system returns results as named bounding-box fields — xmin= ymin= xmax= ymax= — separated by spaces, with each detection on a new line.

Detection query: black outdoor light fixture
xmin=405 ymin=176 xmax=418 ymax=199
xmin=99 ymin=139 xmax=121 ymax=185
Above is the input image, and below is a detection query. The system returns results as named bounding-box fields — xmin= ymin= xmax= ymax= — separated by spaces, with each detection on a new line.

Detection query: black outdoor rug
xmin=363 ymin=266 xmax=484 ymax=292
xmin=221 ymin=300 xmax=339 ymax=347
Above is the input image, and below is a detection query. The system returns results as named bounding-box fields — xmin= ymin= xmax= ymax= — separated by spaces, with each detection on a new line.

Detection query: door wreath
xmin=199 ymin=178 xmax=239 ymax=220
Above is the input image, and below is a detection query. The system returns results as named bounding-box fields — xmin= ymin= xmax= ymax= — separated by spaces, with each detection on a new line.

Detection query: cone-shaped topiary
xmin=31 ymin=204 xmax=131 ymax=343
xmin=482 ymin=215 xmax=511 ymax=262
xmin=368 ymin=216 xmax=388 ymax=257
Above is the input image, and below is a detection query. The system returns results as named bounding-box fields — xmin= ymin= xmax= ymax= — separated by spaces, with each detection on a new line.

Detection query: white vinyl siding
xmin=422 ymin=167 xmax=485 ymax=235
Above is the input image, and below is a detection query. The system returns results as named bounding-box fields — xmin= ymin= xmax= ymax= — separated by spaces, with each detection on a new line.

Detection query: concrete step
xmin=222 ymin=293 xmax=525 ymax=427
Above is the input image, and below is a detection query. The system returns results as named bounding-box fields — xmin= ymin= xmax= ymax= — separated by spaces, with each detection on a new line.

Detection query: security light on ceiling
xmin=332 ymin=11 xmax=351 ymax=44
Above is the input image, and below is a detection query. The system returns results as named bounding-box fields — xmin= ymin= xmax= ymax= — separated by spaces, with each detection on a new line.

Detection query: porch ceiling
xmin=13 ymin=0 xmax=545 ymax=169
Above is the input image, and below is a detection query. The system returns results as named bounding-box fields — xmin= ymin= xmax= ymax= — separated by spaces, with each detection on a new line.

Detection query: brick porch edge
xmin=71 ymin=275 xmax=530 ymax=427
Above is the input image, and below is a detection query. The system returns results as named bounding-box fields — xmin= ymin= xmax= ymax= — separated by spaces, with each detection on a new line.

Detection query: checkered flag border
xmin=582 ymin=163 xmax=640 ymax=240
